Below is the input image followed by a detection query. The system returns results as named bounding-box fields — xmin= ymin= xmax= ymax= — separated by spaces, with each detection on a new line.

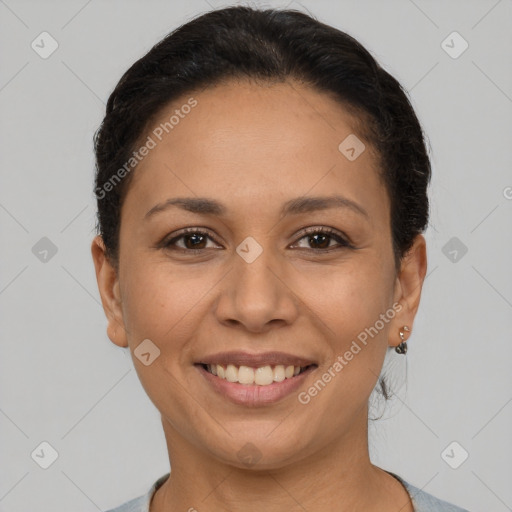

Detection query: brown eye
xmin=163 ymin=229 xmax=221 ymax=252
xmin=291 ymin=227 xmax=352 ymax=251
xmin=307 ymin=232 xmax=331 ymax=249
xmin=181 ymin=233 xmax=208 ymax=249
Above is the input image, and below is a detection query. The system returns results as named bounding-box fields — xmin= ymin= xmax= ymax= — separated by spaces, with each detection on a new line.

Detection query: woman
xmin=92 ymin=6 xmax=469 ymax=512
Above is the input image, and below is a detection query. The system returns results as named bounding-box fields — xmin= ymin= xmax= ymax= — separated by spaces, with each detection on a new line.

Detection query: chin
xmin=202 ymin=427 xmax=312 ymax=470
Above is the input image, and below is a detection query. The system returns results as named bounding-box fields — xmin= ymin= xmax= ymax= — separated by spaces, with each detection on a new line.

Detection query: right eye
xmin=163 ymin=228 xmax=223 ymax=253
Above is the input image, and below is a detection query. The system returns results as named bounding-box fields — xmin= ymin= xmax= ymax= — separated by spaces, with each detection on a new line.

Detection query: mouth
xmin=194 ymin=351 xmax=318 ymax=406
xmin=199 ymin=363 xmax=314 ymax=386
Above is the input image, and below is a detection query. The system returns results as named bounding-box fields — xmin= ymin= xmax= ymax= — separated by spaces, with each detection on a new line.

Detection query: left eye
xmin=291 ymin=228 xmax=351 ymax=250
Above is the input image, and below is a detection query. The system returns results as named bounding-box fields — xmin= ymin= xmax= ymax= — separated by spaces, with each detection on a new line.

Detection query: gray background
xmin=1 ymin=0 xmax=511 ymax=511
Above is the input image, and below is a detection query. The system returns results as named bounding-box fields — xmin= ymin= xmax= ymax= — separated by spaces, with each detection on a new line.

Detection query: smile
xmin=202 ymin=363 xmax=311 ymax=386
xmin=195 ymin=351 xmax=318 ymax=406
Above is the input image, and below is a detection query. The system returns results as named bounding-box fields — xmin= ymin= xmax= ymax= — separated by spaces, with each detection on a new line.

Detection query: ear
xmin=91 ymin=235 xmax=128 ymax=348
xmin=389 ymin=234 xmax=427 ymax=349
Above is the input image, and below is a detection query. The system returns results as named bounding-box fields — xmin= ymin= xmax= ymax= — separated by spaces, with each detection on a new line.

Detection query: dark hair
xmin=94 ymin=6 xmax=431 ymax=269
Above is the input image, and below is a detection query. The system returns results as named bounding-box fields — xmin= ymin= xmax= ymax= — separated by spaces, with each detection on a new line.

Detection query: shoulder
xmin=398 ymin=477 xmax=470 ymax=512
xmin=105 ymin=472 xmax=470 ymax=512
xmin=104 ymin=473 xmax=170 ymax=512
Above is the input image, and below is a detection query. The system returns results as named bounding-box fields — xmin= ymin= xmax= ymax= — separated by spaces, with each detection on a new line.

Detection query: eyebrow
xmin=144 ymin=195 xmax=369 ymax=220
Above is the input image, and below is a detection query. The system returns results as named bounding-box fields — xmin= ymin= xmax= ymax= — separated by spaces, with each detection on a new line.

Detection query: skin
xmin=92 ymin=79 xmax=426 ymax=511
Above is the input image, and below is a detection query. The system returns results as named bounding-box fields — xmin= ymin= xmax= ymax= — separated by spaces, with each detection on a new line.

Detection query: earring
xmin=395 ymin=325 xmax=410 ymax=354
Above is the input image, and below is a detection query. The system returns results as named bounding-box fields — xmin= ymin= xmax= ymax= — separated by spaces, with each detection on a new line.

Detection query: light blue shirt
xmin=104 ymin=472 xmax=469 ymax=511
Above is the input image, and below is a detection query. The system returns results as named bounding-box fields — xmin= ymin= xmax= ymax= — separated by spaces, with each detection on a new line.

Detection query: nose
xmin=213 ymin=246 xmax=300 ymax=333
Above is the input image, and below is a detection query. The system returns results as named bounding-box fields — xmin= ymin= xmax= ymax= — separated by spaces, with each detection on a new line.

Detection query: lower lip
xmin=196 ymin=365 xmax=316 ymax=407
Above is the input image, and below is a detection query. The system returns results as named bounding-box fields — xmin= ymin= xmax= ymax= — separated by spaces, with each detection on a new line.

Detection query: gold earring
xmin=395 ymin=325 xmax=410 ymax=354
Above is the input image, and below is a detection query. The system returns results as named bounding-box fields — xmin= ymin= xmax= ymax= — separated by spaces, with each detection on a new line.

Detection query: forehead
xmin=122 ymin=79 xmax=386 ymax=219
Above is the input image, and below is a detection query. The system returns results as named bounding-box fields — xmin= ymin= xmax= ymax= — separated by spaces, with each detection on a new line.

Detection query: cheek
xmin=119 ymin=258 xmax=221 ymax=365
xmin=300 ymin=267 xmax=394 ymax=406
xmin=120 ymin=260 xmax=188 ymax=343
xmin=295 ymin=258 xmax=395 ymax=407
xmin=295 ymin=258 xmax=394 ymax=340
xmin=118 ymin=261 xmax=204 ymax=411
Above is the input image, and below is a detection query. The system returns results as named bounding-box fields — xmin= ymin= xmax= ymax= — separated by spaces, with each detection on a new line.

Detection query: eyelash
xmin=160 ymin=226 xmax=354 ymax=254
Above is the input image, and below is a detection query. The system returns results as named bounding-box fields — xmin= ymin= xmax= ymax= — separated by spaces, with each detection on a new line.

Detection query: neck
xmin=151 ymin=409 xmax=411 ymax=512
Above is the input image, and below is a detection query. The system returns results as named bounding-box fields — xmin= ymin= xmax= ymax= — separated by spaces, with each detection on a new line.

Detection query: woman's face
xmin=93 ymin=79 xmax=425 ymax=469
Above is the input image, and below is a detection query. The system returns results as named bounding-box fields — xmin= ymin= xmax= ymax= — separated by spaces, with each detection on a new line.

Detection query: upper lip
xmin=196 ymin=351 xmax=317 ymax=367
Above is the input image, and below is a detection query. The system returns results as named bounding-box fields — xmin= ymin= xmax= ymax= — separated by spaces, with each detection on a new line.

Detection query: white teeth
xmin=273 ymin=365 xmax=285 ymax=382
xmin=254 ymin=365 xmax=274 ymax=386
xmin=238 ymin=365 xmax=255 ymax=385
xmin=225 ymin=364 xmax=238 ymax=382
xmin=205 ymin=363 xmax=307 ymax=385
